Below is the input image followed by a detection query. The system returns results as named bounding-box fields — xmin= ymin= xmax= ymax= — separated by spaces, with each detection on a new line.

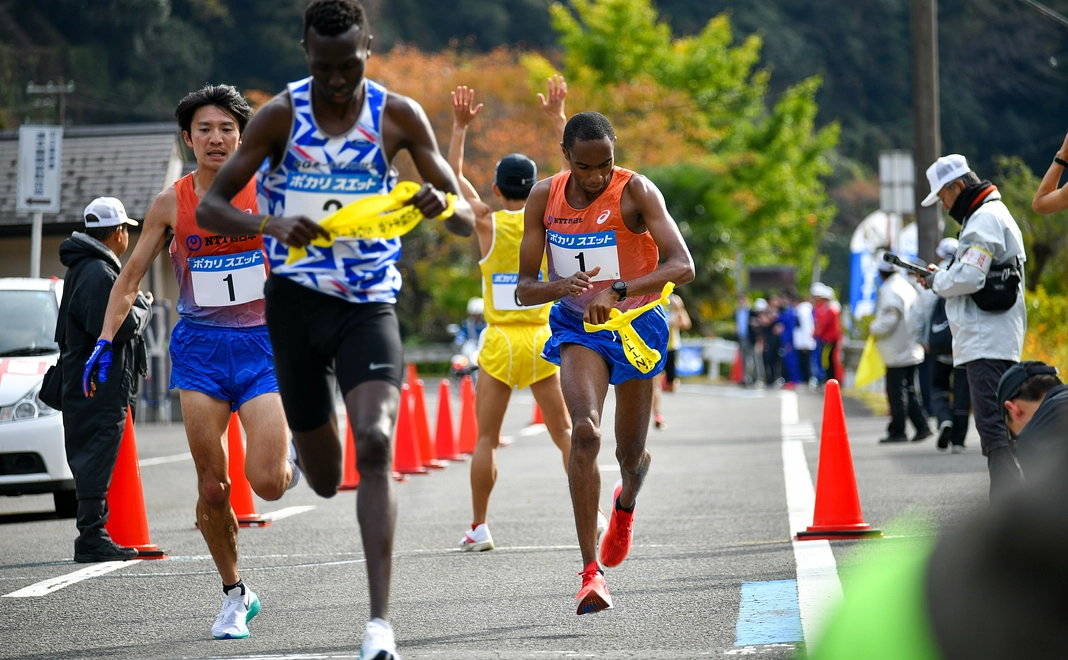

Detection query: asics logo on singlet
xmin=549 ymin=215 xmax=583 ymax=225
xmin=596 ymin=210 xmax=611 ymax=225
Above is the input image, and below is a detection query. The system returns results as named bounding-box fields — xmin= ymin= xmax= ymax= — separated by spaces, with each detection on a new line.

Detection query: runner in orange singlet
xmin=517 ymin=111 xmax=694 ymax=614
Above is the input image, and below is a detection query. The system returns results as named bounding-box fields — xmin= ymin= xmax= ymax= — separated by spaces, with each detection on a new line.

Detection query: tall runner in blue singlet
xmin=92 ymin=85 xmax=298 ymax=640
xmin=196 ymin=2 xmax=475 ymax=657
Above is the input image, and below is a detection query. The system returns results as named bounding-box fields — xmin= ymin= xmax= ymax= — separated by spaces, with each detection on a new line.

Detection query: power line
xmin=1016 ymin=0 xmax=1068 ymax=28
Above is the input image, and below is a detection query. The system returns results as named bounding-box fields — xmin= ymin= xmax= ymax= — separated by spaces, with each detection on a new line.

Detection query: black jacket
xmin=1015 ymin=384 xmax=1068 ymax=478
xmin=58 ymin=232 xmax=151 ymax=407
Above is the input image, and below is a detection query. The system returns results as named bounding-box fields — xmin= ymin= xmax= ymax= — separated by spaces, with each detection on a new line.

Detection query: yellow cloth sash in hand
xmin=583 ymin=282 xmax=675 ymax=374
xmin=286 ymin=181 xmax=457 ymax=264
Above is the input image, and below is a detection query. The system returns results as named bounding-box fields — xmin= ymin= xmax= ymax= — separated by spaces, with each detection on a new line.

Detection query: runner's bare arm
xmin=383 ymin=93 xmax=475 ymax=237
xmin=1032 ymin=130 xmax=1068 ymax=214
xmin=196 ymin=94 xmax=329 ymax=247
xmin=537 ymin=75 xmax=569 ymax=173
xmin=99 ymin=187 xmax=175 ymax=342
xmin=516 ymin=180 xmax=598 ymax=306
xmin=582 ymin=175 xmax=694 ymax=325
xmin=446 ymin=86 xmax=494 ymax=256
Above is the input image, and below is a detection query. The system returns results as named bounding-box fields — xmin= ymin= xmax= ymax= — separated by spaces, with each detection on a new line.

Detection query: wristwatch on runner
xmin=611 ymin=280 xmax=628 ymax=301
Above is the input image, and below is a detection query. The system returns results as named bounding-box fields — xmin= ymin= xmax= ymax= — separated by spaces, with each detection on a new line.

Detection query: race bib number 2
xmin=283 ymin=171 xmax=380 ymax=222
xmin=547 ymin=230 xmax=620 ymax=282
xmin=189 ymin=250 xmax=266 ymax=307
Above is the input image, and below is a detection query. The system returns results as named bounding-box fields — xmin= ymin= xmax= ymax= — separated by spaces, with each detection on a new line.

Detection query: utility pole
xmin=911 ymin=0 xmax=940 ymax=264
xmin=26 ymin=79 xmax=75 ymax=125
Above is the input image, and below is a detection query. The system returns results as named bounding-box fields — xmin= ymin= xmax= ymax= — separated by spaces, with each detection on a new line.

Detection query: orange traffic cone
xmin=458 ymin=375 xmax=478 ymax=455
xmin=434 ymin=379 xmax=463 ymax=461
xmin=226 ymin=414 xmax=270 ymax=528
xmin=393 ymin=384 xmax=428 ymax=474
xmin=531 ymin=403 xmax=544 ymax=425
xmin=105 ymin=407 xmax=166 ymax=559
xmin=339 ymin=414 xmax=359 ymax=491
xmin=795 ymin=380 xmax=882 ymax=540
xmin=730 ymin=349 xmax=744 ymax=383
xmin=407 ymin=365 xmax=445 ymax=469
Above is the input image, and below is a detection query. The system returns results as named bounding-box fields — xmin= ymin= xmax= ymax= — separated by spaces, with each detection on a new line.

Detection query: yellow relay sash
xmin=286 ymin=181 xmax=457 ymax=264
xmin=583 ymin=282 xmax=675 ymax=374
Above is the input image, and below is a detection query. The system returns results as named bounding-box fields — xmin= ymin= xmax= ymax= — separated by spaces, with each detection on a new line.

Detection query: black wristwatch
xmin=1055 ymin=155 xmax=1068 ymax=168
xmin=611 ymin=280 xmax=628 ymax=301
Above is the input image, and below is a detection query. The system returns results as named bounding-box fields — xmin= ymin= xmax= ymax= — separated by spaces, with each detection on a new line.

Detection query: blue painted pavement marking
xmin=734 ymin=579 xmax=804 ymax=646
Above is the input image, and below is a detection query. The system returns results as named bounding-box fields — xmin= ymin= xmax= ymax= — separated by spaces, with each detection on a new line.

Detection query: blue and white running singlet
xmin=257 ymin=77 xmax=401 ymax=303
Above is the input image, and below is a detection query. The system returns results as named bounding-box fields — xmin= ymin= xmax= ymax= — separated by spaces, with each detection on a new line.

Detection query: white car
xmin=0 ymin=277 xmax=75 ymax=517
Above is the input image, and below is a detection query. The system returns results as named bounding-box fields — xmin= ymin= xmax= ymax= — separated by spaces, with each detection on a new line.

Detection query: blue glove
xmin=83 ymin=339 xmax=113 ymax=397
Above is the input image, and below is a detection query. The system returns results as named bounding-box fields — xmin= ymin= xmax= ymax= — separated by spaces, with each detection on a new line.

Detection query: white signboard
xmin=879 ymin=150 xmax=914 ymax=216
xmin=17 ymin=125 xmax=63 ymax=214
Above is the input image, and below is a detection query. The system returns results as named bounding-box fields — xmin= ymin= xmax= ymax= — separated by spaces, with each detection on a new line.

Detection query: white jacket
xmin=930 ymin=191 xmax=1026 ymax=367
xmin=793 ymin=301 xmax=817 ymax=351
xmin=870 ymin=271 xmax=924 ymax=368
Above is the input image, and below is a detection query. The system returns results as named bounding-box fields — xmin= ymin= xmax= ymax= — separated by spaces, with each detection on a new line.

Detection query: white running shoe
xmin=211 ymin=585 xmax=260 ymax=640
xmin=596 ymin=510 xmax=609 ymax=547
xmin=287 ymin=439 xmax=302 ymax=491
xmin=458 ymin=523 xmax=494 ymax=552
xmin=361 ymin=618 xmax=400 ymax=659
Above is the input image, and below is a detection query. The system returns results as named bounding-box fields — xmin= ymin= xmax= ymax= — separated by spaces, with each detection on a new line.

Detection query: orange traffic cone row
xmin=795 ymin=380 xmax=883 ymax=540
xmin=531 ymin=403 xmax=544 ymax=425
xmin=730 ymin=349 xmax=744 ymax=383
xmin=339 ymin=415 xmax=359 ymax=491
xmin=434 ymin=379 xmax=463 ymax=461
xmin=458 ymin=375 xmax=478 ymax=455
xmin=105 ymin=408 xmax=167 ymax=559
xmin=226 ymin=413 xmax=270 ymax=528
xmin=393 ymin=383 xmax=428 ymax=474
xmin=407 ymin=365 xmax=445 ymax=469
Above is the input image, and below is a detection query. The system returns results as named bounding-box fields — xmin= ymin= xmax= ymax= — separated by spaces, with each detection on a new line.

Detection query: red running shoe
xmin=599 ymin=479 xmax=635 ymax=568
xmin=575 ymin=561 xmax=613 ymax=615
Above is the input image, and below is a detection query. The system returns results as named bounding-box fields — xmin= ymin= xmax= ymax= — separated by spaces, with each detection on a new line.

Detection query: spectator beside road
xmin=813 ymin=283 xmax=843 ymax=384
xmin=1031 ymin=130 xmax=1068 ymax=214
xmin=793 ymin=290 xmax=817 ymax=389
xmin=734 ymin=294 xmax=756 ymax=386
xmin=910 ymin=237 xmax=970 ymax=452
xmin=759 ymin=295 xmax=784 ymax=387
xmin=59 ymin=198 xmax=151 ymax=563
xmin=778 ymin=289 xmax=800 ymax=387
xmin=997 ymin=361 xmax=1068 ymax=479
xmin=750 ymin=298 xmax=768 ymax=385
xmin=871 ymin=255 xmax=931 ymax=444
xmin=918 ymin=154 xmax=1027 ymax=500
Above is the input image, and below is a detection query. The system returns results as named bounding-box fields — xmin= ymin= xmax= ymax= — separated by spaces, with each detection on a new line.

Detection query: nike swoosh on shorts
xmin=369 ymin=363 xmax=393 ymax=370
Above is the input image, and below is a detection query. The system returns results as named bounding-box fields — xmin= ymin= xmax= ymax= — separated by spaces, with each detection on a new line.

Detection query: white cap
xmin=936 ymin=237 xmax=959 ymax=260
xmin=83 ymin=197 xmax=139 ymax=228
xmin=921 ymin=155 xmax=970 ymax=207
xmin=466 ymin=297 xmax=484 ymax=316
xmin=753 ymin=298 xmax=769 ymax=312
xmin=812 ymin=283 xmax=834 ymax=299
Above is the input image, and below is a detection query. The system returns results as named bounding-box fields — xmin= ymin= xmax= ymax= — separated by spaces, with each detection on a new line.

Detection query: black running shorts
xmin=264 ymin=275 xmax=403 ymax=432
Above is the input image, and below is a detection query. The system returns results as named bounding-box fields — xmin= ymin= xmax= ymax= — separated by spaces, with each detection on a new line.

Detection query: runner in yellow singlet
xmin=446 ymin=77 xmax=608 ymax=551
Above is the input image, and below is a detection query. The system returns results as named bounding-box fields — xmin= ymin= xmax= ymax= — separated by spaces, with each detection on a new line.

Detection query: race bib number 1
xmin=189 ymin=250 xmax=267 ymax=307
xmin=547 ymin=230 xmax=620 ymax=282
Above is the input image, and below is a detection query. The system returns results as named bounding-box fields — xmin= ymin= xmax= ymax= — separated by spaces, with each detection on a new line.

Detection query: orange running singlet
xmin=543 ymin=167 xmax=659 ymax=315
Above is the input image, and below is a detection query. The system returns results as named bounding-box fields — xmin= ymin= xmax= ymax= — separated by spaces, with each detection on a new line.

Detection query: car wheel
xmin=54 ymin=490 xmax=78 ymax=518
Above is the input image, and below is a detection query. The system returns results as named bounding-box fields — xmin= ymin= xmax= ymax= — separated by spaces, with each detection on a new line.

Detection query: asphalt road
xmin=0 ymin=382 xmax=988 ymax=659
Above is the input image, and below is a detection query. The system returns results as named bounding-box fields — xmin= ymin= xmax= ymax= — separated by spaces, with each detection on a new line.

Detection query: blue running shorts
xmin=541 ymin=302 xmax=669 ymax=386
xmin=169 ymin=319 xmax=279 ymax=411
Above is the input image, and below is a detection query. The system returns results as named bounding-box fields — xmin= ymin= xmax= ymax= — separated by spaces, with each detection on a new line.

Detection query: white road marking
xmin=780 ymin=390 xmax=843 ymax=647
xmin=519 ymin=423 xmax=546 ymax=436
xmin=260 ymin=505 xmax=316 ymax=521
xmin=2 ymin=560 xmax=140 ymax=598
xmin=138 ymin=452 xmax=192 ymax=467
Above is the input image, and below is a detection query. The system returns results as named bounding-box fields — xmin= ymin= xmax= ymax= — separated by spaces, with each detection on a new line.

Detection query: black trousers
xmin=885 ymin=365 xmax=930 ymax=439
xmin=965 ymin=358 xmax=1021 ymax=499
xmin=931 ymin=360 xmax=970 ymax=445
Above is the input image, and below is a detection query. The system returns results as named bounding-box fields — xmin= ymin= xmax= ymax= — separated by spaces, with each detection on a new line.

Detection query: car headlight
xmin=0 ymin=385 xmax=59 ymax=423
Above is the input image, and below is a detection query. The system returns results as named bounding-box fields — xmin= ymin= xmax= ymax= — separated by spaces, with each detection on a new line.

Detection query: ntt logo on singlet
xmin=186 ymin=235 xmax=203 ymax=252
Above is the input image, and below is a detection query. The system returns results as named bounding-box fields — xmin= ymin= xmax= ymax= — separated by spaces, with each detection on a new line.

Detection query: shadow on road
xmin=0 ymin=510 xmax=59 ymax=525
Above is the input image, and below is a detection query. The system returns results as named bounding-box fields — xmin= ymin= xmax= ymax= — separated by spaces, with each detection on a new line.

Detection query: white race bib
xmin=490 ymin=273 xmax=526 ymax=311
xmin=547 ymin=230 xmax=620 ymax=282
xmin=283 ymin=171 xmax=381 ymax=222
xmin=189 ymin=250 xmax=266 ymax=307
